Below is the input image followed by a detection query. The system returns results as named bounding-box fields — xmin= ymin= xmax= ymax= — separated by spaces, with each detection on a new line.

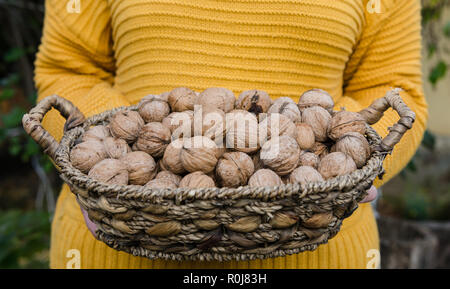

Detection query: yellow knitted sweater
xmin=35 ymin=0 xmax=427 ymax=269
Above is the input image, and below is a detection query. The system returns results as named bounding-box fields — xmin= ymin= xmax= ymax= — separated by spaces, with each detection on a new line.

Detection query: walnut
xmin=159 ymin=91 xmax=170 ymax=102
xmin=294 ymin=122 xmax=315 ymax=150
xmin=297 ymin=151 xmax=319 ymax=168
xmin=318 ymin=152 xmax=357 ymax=179
xmin=103 ymin=137 xmax=131 ymax=159
xmin=162 ymin=111 xmax=194 ymax=139
xmin=197 ymin=107 xmax=226 ymax=141
xmin=179 ymin=171 xmax=216 ymax=188
xmin=168 ymin=87 xmax=197 ymax=112
xmin=258 ymin=113 xmax=297 ymax=145
xmin=195 ymin=87 xmax=235 ymax=112
xmin=301 ymin=106 xmax=331 ymax=142
xmin=331 ymin=132 xmax=370 ymax=168
xmin=289 ymin=166 xmax=324 ymax=185
xmin=260 ymin=135 xmax=300 ymax=176
xmin=216 ymin=152 xmax=254 ymax=187
xmin=70 ymin=140 xmax=107 ymax=173
xmin=180 ymin=136 xmax=219 ymax=173
xmin=310 ymin=142 xmax=329 ymax=159
xmin=88 ymin=159 xmax=129 ymax=185
xmin=120 ymin=151 xmax=157 ymax=185
xmin=225 ymin=110 xmax=259 ymax=153
xmin=134 ymin=122 xmax=171 ymax=157
xmin=162 ymin=139 xmax=186 ymax=175
xmin=248 ymin=169 xmax=283 ymax=187
xmin=82 ymin=125 xmax=110 ymax=142
xmin=155 ymin=170 xmax=182 ymax=186
xmin=138 ymin=95 xmax=170 ymax=123
xmin=109 ymin=110 xmax=144 ymax=143
xmin=235 ymin=89 xmax=271 ymax=115
xmin=267 ymin=97 xmax=301 ymax=123
xmin=145 ymin=178 xmax=178 ymax=189
xmin=327 ymin=110 xmax=366 ymax=141
xmin=297 ymin=89 xmax=334 ymax=113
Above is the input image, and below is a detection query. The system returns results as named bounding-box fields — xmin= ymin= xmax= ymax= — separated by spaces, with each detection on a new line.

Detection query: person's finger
xmin=359 ymin=185 xmax=378 ymax=203
xmin=76 ymin=197 xmax=99 ymax=239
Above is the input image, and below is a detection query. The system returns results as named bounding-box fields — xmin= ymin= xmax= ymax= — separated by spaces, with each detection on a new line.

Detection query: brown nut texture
xmin=82 ymin=125 xmax=110 ymax=142
xmin=318 ymin=152 xmax=357 ymax=179
xmin=289 ymin=166 xmax=324 ymax=185
xmin=135 ymin=122 xmax=171 ymax=157
xmin=195 ymin=87 xmax=235 ymax=112
xmin=225 ymin=110 xmax=259 ymax=153
xmin=260 ymin=135 xmax=300 ymax=176
xmin=216 ymin=152 xmax=254 ymax=187
xmin=268 ymin=97 xmax=301 ymax=123
xmin=248 ymin=169 xmax=283 ymax=187
xmin=120 ymin=151 xmax=157 ymax=185
xmin=180 ymin=136 xmax=219 ymax=174
xmin=179 ymin=171 xmax=216 ymax=188
xmin=294 ymin=122 xmax=315 ymax=150
xmin=70 ymin=140 xmax=107 ymax=173
xmin=138 ymin=95 xmax=170 ymax=123
xmin=301 ymin=106 xmax=331 ymax=142
xmin=162 ymin=138 xmax=186 ymax=175
xmin=103 ymin=137 xmax=131 ymax=159
xmin=235 ymin=89 xmax=271 ymax=115
xmin=327 ymin=110 xmax=366 ymax=141
xmin=168 ymin=87 xmax=197 ymax=112
xmin=109 ymin=111 xmax=144 ymax=143
xmin=88 ymin=158 xmax=129 ymax=185
xmin=332 ymin=132 xmax=370 ymax=168
xmin=162 ymin=111 xmax=194 ymax=139
xmin=297 ymin=89 xmax=334 ymax=113
xmin=297 ymin=151 xmax=319 ymax=168
xmin=155 ymin=170 xmax=182 ymax=186
xmin=258 ymin=113 xmax=297 ymax=145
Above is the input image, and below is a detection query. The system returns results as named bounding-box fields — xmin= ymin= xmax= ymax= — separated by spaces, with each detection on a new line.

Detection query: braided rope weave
xmin=54 ymin=106 xmax=386 ymax=262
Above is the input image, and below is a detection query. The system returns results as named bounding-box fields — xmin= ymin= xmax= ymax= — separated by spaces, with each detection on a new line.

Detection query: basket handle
xmin=22 ymin=95 xmax=85 ymax=161
xmin=358 ymin=88 xmax=416 ymax=153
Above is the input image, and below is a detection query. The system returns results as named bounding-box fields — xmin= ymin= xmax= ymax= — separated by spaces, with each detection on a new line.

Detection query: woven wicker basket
xmin=22 ymin=88 xmax=415 ymax=262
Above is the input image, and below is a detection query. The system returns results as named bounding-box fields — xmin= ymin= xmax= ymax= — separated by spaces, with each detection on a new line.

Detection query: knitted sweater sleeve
xmin=34 ymin=0 xmax=129 ymax=142
xmin=337 ymin=0 xmax=428 ymax=187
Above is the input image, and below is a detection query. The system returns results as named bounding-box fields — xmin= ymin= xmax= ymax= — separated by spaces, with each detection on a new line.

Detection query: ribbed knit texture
xmin=35 ymin=0 xmax=427 ymax=269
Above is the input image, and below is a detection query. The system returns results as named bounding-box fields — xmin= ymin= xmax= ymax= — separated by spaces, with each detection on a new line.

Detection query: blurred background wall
xmin=0 ymin=0 xmax=449 ymax=269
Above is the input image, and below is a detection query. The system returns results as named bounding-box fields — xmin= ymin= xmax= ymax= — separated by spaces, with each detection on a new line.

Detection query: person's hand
xmin=79 ymin=204 xmax=99 ymax=239
xmin=359 ymin=185 xmax=378 ymax=203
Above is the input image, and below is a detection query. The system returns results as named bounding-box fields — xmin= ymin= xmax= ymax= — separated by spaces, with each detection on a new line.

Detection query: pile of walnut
xmin=70 ymin=87 xmax=371 ymax=189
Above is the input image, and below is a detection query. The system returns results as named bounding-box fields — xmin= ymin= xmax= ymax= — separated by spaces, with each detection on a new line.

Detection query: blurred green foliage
xmin=0 ymin=210 xmax=51 ymax=268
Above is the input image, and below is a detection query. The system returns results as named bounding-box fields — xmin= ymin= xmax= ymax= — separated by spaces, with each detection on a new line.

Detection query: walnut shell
xmin=318 ymin=152 xmax=357 ymax=179
xmin=155 ymin=170 xmax=182 ymax=186
xmin=260 ymin=135 xmax=300 ymax=176
xmin=109 ymin=111 xmax=144 ymax=143
xmin=197 ymin=108 xmax=226 ymax=141
xmin=297 ymin=89 xmax=334 ymax=113
xmin=180 ymin=136 xmax=219 ymax=173
xmin=88 ymin=158 xmax=129 ymax=185
xmin=103 ymin=137 xmax=131 ymax=159
xmin=135 ymin=122 xmax=171 ymax=157
xmin=168 ymin=87 xmax=197 ymax=112
xmin=179 ymin=171 xmax=216 ymax=188
xmin=289 ymin=166 xmax=324 ymax=185
xmin=138 ymin=95 xmax=170 ymax=123
xmin=302 ymin=106 xmax=331 ymax=142
xmin=248 ymin=169 xmax=283 ymax=187
xmin=195 ymin=87 xmax=235 ymax=112
xmin=216 ymin=152 xmax=254 ymax=187
xmin=294 ymin=122 xmax=315 ymax=150
xmin=297 ymin=151 xmax=319 ymax=168
xmin=235 ymin=89 xmax=271 ymax=115
xmin=162 ymin=111 xmax=194 ymax=139
xmin=267 ymin=97 xmax=301 ymax=123
xmin=332 ymin=132 xmax=370 ymax=168
xmin=82 ymin=125 xmax=110 ymax=142
xmin=310 ymin=142 xmax=329 ymax=159
xmin=258 ymin=113 xmax=297 ymax=145
xmin=70 ymin=140 xmax=107 ymax=173
xmin=327 ymin=110 xmax=366 ymax=141
xmin=162 ymin=139 xmax=186 ymax=174
xmin=120 ymin=151 xmax=157 ymax=185
xmin=145 ymin=178 xmax=178 ymax=189
xmin=225 ymin=110 xmax=259 ymax=153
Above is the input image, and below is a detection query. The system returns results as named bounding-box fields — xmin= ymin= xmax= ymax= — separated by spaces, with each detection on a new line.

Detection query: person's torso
xmin=107 ymin=0 xmax=366 ymax=103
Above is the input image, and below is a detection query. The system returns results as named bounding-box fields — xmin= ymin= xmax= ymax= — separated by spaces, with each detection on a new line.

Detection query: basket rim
xmin=55 ymin=105 xmax=386 ymax=203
